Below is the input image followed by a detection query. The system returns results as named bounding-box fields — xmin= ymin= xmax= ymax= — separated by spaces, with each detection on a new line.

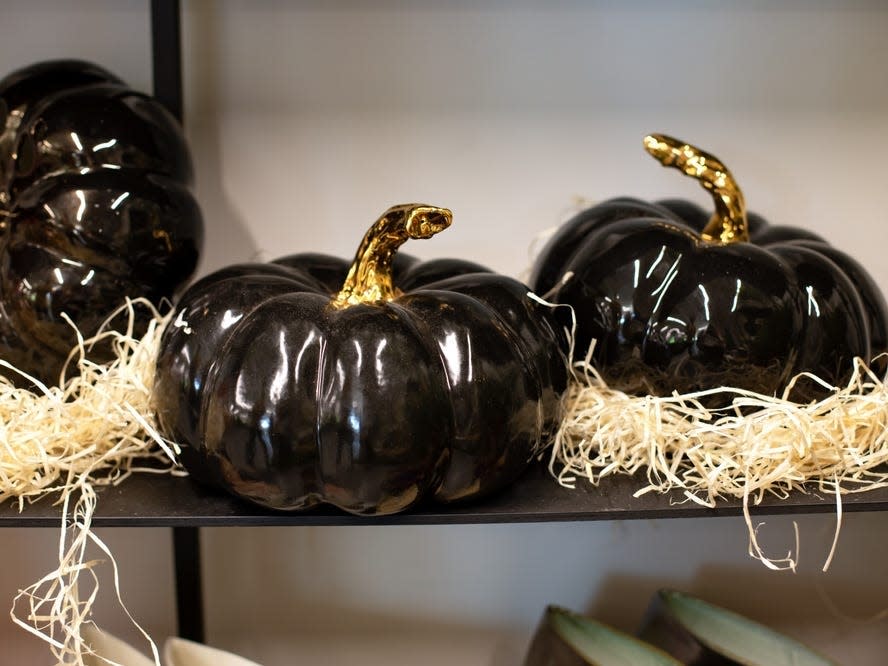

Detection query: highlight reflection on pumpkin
xmin=154 ymin=204 xmax=568 ymax=516
xmin=532 ymin=134 xmax=888 ymax=402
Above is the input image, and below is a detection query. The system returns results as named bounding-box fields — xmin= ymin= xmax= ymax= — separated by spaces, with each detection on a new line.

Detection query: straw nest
xmin=549 ymin=338 xmax=888 ymax=571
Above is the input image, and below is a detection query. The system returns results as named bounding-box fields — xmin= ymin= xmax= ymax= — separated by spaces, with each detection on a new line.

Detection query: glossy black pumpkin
xmin=532 ymin=134 xmax=888 ymax=402
xmin=0 ymin=60 xmax=203 ymax=384
xmin=154 ymin=204 xmax=567 ymax=515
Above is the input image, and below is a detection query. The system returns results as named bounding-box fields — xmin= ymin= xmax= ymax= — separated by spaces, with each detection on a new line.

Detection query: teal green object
xmin=638 ymin=590 xmax=837 ymax=665
xmin=523 ymin=606 xmax=683 ymax=665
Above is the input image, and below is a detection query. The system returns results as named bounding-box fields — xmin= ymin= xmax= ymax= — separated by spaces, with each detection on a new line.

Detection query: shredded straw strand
xmin=1 ymin=298 xmax=175 ymax=665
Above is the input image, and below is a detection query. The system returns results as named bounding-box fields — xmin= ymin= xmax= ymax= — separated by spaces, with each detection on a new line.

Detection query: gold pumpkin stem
xmin=643 ymin=133 xmax=749 ymax=244
xmin=332 ymin=203 xmax=453 ymax=308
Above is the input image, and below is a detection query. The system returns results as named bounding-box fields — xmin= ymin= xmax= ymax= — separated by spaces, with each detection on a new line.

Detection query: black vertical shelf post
xmin=151 ymin=0 xmax=183 ymax=121
xmin=150 ymin=0 xmax=206 ymax=644
xmin=172 ymin=526 xmax=205 ymax=643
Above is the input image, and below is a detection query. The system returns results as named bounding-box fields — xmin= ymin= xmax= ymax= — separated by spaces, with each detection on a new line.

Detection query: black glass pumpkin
xmin=531 ymin=134 xmax=888 ymax=402
xmin=0 ymin=60 xmax=203 ymax=385
xmin=154 ymin=204 xmax=568 ymax=516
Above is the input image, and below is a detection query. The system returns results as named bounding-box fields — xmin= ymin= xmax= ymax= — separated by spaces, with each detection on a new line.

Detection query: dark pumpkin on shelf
xmin=531 ymin=134 xmax=888 ymax=402
xmin=0 ymin=59 xmax=203 ymax=385
xmin=154 ymin=203 xmax=568 ymax=516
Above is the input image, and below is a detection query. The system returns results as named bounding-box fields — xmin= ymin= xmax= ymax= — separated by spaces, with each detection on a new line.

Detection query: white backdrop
xmin=2 ymin=1 xmax=888 ymax=663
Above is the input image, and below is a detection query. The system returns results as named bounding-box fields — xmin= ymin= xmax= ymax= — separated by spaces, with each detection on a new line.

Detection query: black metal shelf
xmin=7 ymin=0 xmax=883 ymax=650
xmin=2 ymin=462 xmax=884 ymax=528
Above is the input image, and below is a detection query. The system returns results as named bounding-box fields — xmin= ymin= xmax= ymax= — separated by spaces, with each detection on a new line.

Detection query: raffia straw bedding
xmin=549 ymin=344 xmax=888 ymax=570
xmin=1 ymin=299 xmax=176 ymax=665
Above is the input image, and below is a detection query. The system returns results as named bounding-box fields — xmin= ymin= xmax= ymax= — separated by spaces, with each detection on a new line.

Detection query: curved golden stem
xmin=643 ymin=134 xmax=749 ymax=244
xmin=332 ymin=203 xmax=452 ymax=308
